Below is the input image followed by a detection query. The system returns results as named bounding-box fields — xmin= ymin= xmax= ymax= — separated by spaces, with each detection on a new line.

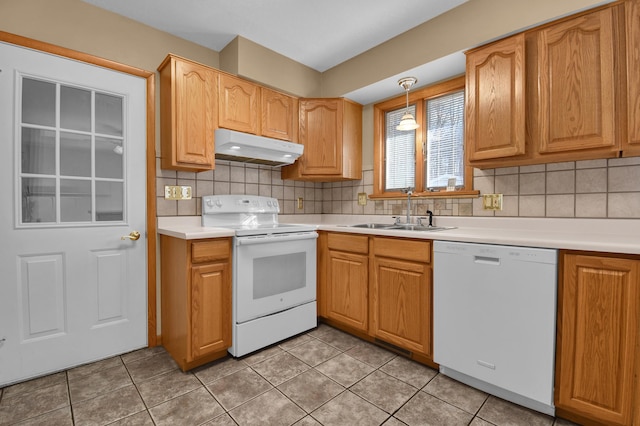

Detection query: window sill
xmin=368 ymin=190 xmax=480 ymax=200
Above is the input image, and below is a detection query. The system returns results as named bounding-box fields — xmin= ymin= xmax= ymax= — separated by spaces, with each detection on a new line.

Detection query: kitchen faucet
xmin=400 ymin=187 xmax=413 ymax=224
xmin=417 ymin=210 xmax=434 ymax=227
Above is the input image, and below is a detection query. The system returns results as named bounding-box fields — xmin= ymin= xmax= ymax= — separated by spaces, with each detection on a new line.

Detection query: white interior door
xmin=0 ymin=42 xmax=147 ymax=386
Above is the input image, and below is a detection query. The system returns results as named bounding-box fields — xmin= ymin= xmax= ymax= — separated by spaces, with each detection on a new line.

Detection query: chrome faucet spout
xmin=401 ymin=187 xmax=413 ymax=224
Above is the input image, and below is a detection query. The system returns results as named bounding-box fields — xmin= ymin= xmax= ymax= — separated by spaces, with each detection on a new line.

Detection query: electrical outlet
xmin=297 ymin=197 xmax=304 ymax=210
xmin=482 ymin=193 xmax=503 ymax=211
xmin=180 ymin=186 xmax=192 ymax=200
xmin=357 ymin=192 xmax=367 ymax=206
xmin=164 ymin=185 xmax=192 ymax=200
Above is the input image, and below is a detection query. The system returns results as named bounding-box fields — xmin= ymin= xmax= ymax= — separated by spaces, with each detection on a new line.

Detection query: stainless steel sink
xmin=393 ymin=225 xmax=455 ymax=232
xmin=385 ymin=224 xmax=453 ymax=231
xmin=350 ymin=223 xmax=396 ymax=229
xmin=350 ymin=223 xmax=455 ymax=232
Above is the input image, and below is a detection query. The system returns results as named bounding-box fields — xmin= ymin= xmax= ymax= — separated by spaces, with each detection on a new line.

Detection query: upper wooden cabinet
xmin=158 ymin=54 xmax=217 ymax=171
xmin=218 ymin=75 xmax=299 ymax=142
xmin=533 ymin=8 xmax=618 ymax=156
xmin=556 ymin=252 xmax=640 ymax=426
xmin=466 ymin=34 xmax=526 ymax=162
xmin=282 ymin=98 xmax=362 ymax=181
xmin=261 ymin=87 xmax=298 ymax=142
xmin=218 ymin=73 xmax=260 ymax=135
xmin=624 ymin=0 xmax=640 ymax=156
xmin=467 ymin=4 xmax=627 ymax=168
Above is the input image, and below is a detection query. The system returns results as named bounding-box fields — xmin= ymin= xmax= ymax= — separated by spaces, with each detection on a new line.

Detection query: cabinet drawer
xmin=374 ymin=237 xmax=431 ymax=263
xmin=191 ymin=239 xmax=231 ymax=264
xmin=327 ymin=233 xmax=369 ymax=254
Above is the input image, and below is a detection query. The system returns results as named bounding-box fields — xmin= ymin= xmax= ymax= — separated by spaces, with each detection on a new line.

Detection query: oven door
xmin=234 ymin=231 xmax=317 ymax=324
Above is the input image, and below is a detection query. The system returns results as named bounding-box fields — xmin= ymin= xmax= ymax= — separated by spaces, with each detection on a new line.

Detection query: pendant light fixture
xmin=396 ymin=77 xmax=419 ymax=131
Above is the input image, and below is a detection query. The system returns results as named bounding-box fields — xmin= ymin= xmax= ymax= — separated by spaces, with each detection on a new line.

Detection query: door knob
xmin=121 ymin=231 xmax=141 ymax=241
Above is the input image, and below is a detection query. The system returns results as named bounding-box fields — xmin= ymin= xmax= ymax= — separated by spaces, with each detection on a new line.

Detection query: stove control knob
xmin=267 ymin=201 xmax=272 ymax=207
xmin=215 ymin=199 xmax=223 ymax=208
xmin=206 ymin=198 xmax=214 ymax=207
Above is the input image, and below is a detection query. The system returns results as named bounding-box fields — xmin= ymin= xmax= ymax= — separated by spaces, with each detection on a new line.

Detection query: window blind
xmin=385 ymin=105 xmax=416 ymax=191
xmin=425 ymin=90 xmax=464 ymax=189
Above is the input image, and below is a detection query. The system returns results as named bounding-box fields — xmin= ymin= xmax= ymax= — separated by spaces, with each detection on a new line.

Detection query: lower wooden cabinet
xmin=161 ymin=236 xmax=232 ymax=370
xmin=322 ymin=232 xmax=369 ymax=332
xmin=318 ymin=231 xmax=433 ymax=362
xmin=371 ymin=237 xmax=432 ymax=357
xmin=556 ymin=252 xmax=640 ymax=426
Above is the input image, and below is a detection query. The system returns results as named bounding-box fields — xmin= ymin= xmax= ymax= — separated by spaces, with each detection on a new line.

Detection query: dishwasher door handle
xmin=474 ymin=256 xmax=501 ymax=265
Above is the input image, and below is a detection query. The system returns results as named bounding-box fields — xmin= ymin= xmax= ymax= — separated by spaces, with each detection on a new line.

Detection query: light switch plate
xmin=297 ymin=197 xmax=304 ymax=210
xmin=357 ymin=192 xmax=367 ymax=206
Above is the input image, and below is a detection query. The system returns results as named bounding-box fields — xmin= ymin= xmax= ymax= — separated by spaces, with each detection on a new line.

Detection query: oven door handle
xmin=236 ymin=232 xmax=318 ymax=246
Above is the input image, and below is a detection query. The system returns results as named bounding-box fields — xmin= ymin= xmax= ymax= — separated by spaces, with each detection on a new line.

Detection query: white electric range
xmin=202 ymin=194 xmax=318 ymax=357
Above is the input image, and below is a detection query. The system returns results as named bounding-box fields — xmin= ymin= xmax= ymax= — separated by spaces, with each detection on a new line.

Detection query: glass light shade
xmin=396 ymin=113 xmax=419 ymax=131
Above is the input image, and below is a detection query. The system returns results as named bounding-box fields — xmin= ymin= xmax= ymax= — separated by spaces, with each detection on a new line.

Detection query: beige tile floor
xmin=0 ymin=324 xmax=580 ymax=426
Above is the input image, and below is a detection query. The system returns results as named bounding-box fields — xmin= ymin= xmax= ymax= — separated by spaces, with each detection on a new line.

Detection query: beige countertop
xmin=158 ymin=215 xmax=640 ymax=255
xmin=157 ymin=217 xmax=235 ymax=239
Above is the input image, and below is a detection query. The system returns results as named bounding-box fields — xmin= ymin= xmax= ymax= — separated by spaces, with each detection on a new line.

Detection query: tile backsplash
xmin=156 ymin=156 xmax=640 ymax=219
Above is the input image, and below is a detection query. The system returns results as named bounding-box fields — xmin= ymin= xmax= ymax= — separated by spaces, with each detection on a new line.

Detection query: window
xmin=385 ymin=105 xmax=416 ymax=190
xmin=373 ymin=76 xmax=476 ymax=198
xmin=425 ymin=90 xmax=465 ymax=189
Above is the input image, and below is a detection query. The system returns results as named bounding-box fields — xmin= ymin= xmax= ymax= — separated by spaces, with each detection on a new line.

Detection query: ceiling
xmin=83 ymin=0 xmax=469 ymax=102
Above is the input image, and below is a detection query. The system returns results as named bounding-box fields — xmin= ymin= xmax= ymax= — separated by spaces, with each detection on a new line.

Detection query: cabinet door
xmin=161 ymin=58 xmax=216 ymax=170
xmin=299 ymin=99 xmax=343 ymax=176
xmin=190 ymin=262 xmax=231 ymax=361
xmin=261 ymin=87 xmax=297 ymax=141
xmin=371 ymin=256 xmax=431 ymax=355
xmin=536 ymin=8 xmax=617 ymax=155
xmin=326 ymin=249 xmax=368 ymax=332
xmin=466 ymin=34 xmax=526 ymax=161
xmin=219 ymin=74 xmax=259 ymax=134
xmin=625 ymin=0 xmax=640 ymax=156
xmin=556 ymin=254 xmax=639 ymax=426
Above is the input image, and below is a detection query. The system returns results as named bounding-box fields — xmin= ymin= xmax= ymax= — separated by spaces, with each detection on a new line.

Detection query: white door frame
xmin=0 ymin=31 xmax=158 ymax=347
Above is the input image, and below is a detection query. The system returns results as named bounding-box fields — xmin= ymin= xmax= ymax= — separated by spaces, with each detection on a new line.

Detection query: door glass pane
xmin=60 ymin=179 xmax=91 ymax=222
xmin=96 ymin=137 xmax=123 ymax=179
xmin=18 ymin=75 xmax=127 ymax=226
xmin=22 ymin=177 xmax=56 ymax=223
xmin=61 ymin=132 xmax=91 ymax=177
xmin=22 ymin=128 xmax=56 ymax=175
xmin=96 ymin=93 xmax=123 ymax=136
xmin=96 ymin=181 xmax=123 ymax=221
xmin=22 ymin=78 xmax=56 ymax=127
xmin=60 ymin=85 xmax=91 ymax=132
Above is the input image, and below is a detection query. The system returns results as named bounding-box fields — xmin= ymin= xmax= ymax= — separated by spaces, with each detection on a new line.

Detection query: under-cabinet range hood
xmin=214 ymin=128 xmax=303 ymax=167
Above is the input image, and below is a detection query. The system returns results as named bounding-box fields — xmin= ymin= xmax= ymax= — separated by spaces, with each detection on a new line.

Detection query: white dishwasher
xmin=433 ymin=241 xmax=557 ymax=416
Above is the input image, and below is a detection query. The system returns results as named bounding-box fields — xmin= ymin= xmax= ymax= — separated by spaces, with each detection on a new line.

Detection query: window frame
xmin=372 ymin=75 xmax=477 ymax=199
